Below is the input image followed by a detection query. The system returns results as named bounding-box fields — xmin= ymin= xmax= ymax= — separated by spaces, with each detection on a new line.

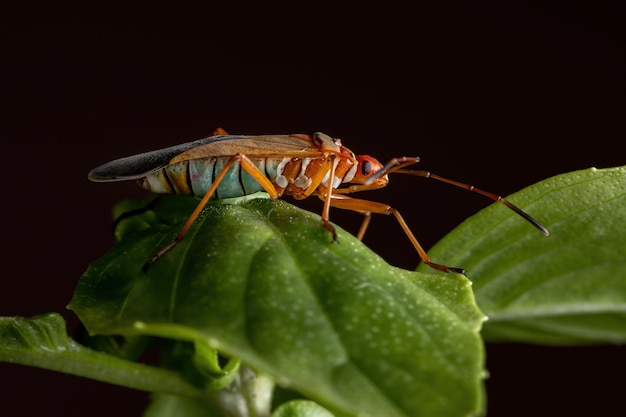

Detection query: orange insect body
xmin=89 ymin=128 xmax=547 ymax=273
xmin=134 ymin=133 xmax=380 ymax=202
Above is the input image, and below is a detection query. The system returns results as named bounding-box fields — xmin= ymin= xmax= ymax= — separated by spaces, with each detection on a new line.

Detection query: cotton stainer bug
xmin=89 ymin=128 xmax=549 ymax=274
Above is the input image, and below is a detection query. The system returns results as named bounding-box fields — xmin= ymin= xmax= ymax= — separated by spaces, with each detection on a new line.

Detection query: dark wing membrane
xmin=88 ymin=135 xmax=245 ymax=182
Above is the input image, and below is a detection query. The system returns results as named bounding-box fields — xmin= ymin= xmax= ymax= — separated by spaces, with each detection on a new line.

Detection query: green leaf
xmin=417 ymin=166 xmax=626 ymax=344
xmin=69 ymin=194 xmax=486 ymax=417
xmin=0 ymin=313 xmax=201 ymax=396
xmin=272 ymin=400 xmax=335 ymax=417
xmin=143 ymin=394 xmax=214 ymax=417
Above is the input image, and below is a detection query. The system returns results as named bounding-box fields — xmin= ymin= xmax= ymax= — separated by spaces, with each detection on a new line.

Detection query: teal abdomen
xmin=140 ymin=157 xmax=281 ymax=199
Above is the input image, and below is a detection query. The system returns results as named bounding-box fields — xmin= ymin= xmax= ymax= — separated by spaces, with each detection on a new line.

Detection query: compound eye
xmin=361 ymin=160 xmax=373 ymax=176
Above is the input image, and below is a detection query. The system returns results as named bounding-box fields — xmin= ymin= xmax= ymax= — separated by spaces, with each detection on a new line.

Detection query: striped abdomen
xmin=138 ymin=155 xmax=357 ymax=200
xmin=138 ymin=157 xmax=272 ymax=199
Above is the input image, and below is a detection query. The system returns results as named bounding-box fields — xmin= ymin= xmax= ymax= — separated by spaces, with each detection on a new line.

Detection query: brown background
xmin=3 ymin=3 xmax=625 ymax=416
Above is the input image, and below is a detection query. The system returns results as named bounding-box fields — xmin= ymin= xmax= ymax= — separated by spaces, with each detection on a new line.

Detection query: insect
xmin=89 ymin=128 xmax=548 ymax=273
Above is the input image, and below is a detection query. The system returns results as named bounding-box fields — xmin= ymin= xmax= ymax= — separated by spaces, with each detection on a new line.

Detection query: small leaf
xmin=418 ymin=166 xmax=626 ymax=344
xmin=69 ymin=194 xmax=486 ymax=417
xmin=0 ymin=313 xmax=201 ymax=396
xmin=272 ymin=400 xmax=336 ymax=417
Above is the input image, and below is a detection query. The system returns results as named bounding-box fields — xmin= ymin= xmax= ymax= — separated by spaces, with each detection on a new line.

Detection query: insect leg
xmin=112 ymin=195 xmax=164 ymax=230
xmin=143 ymin=153 xmax=280 ymax=271
xmin=320 ymin=155 xmax=339 ymax=241
xmin=328 ymin=194 xmax=465 ymax=274
xmin=396 ymin=169 xmax=549 ymax=236
xmin=356 ymin=212 xmax=372 ymax=241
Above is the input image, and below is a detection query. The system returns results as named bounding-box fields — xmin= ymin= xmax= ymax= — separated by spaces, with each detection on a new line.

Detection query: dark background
xmin=3 ymin=3 xmax=625 ymax=416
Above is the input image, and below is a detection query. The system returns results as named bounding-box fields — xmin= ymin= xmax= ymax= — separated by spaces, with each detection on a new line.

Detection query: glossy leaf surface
xmin=69 ymin=194 xmax=485 ymax=417
xmin=418 ymin=166 xmax=626 ymax=344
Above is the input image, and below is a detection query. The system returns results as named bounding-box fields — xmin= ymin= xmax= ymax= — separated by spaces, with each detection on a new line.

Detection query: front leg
xmin=326 ymin=194 xmax=465 ymax=274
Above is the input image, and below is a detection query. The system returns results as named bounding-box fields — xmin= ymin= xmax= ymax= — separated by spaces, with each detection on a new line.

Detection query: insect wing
xmin=88 ymin=134 xmax=322 ymax=182
xmin=168 ymin=134 xmax=323 ymax=163
xmin=88 ymin=135 xmax=238 ymax=182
